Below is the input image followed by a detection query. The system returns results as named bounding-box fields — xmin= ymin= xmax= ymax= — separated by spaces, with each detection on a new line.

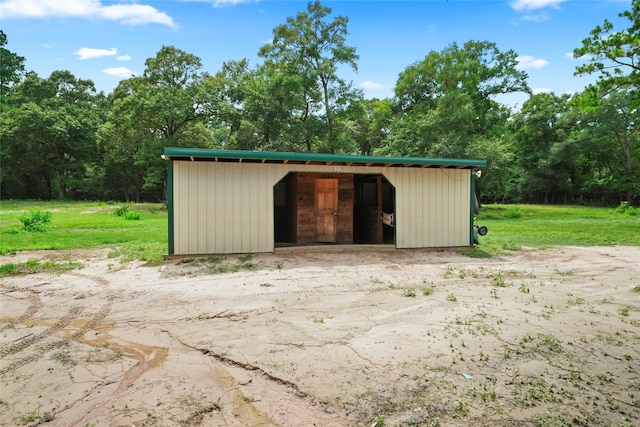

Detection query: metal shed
xmin=163 ymin=148 xmax=487 ymax=255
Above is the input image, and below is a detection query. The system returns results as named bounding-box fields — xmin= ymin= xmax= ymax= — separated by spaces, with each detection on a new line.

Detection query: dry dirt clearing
xmin=1 ymin=246 xmax=639 ymax=427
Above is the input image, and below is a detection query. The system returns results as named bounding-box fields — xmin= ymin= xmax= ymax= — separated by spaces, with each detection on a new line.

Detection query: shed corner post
xmin=167 ymin=159 xmax=174 ymax=256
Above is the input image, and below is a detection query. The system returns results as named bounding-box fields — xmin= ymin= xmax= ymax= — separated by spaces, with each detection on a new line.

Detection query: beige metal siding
xmin=172 ymin=161 xmax=471 ymax=254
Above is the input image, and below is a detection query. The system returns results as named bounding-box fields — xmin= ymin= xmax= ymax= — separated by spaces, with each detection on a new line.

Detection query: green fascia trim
xmin=470 ymin=169 xmax=476 ymax=246
xmin=167 ymin=161 xmax=174 ymax=255
xmin=163 ymin=147 xmax=487 ymax=169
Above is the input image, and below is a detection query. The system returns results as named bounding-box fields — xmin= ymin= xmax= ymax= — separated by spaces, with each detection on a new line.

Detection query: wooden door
xmin=315 ymin=178 xmax=338 ymax=242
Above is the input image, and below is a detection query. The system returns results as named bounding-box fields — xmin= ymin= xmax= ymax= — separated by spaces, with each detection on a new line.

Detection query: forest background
xmin=1 ymin=1 xmax=638 ymax=206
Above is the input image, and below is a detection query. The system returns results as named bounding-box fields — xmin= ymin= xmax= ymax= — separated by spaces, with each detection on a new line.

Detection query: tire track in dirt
xmin=0 ymin=306 xmax=83 ymax=358
xmin=0 ymin=272 xmax=112 ymax=375
xmin=0 ymin=289 xmax=42 ymax=333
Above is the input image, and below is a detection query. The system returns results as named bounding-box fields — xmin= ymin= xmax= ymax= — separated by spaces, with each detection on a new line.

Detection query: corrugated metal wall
xmin=172 ymin=161 xmax=471 ymax=254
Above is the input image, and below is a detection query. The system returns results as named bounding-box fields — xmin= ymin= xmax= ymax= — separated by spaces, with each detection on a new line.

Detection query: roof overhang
xmin=162 ymin=147 xmax=487 ymax=169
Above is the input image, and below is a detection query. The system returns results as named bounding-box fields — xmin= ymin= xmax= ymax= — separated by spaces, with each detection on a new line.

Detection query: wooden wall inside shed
xmin=295 ymin=173 xmax=354 ymax=244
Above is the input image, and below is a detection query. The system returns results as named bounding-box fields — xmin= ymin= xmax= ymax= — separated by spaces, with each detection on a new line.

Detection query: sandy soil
xmin=1 ymin=246 xmax=639 ymax=427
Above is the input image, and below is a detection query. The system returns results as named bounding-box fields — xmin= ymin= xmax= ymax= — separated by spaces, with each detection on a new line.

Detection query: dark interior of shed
xmin=274 ymin=173 xmax=395 ymax=246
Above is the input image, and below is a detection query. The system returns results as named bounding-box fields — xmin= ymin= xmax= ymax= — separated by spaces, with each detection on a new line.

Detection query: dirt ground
xmin=1 ymin=246 xmax=639 ymax=427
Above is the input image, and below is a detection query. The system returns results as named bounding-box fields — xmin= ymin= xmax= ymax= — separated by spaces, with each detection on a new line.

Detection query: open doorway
xmin=274 ymin=173 xmax=394 ymax=247
xmin=353 ymin=174 xmax=395 ymax=244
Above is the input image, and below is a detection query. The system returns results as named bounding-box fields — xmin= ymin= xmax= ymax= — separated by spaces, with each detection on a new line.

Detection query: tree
xmin=574 ymin=0 xmax=640 ymax=95
xmin=390 ymin=40 xmax=528 ymax=156
xmin=576 ymin=90 xmax=640 ymax=205
xmin=510 ymin=92 xmax=576 ymax=203
xmin=394 ymin=40 xmax=529 ymax=131
xmin=0 ymin=71 xmax=105 ymax=199
xmin=98 ymin=46 xmax=217 ymax=200
xmin=258 ymin=0 xmax=361 ymax=152
xmin=0 ymin=30 xmax=25 ymax=105
xmin=343 ymin=98 xmax=392 ymax=155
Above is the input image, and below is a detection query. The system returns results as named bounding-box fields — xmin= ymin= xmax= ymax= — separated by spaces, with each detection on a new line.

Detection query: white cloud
xmin=178 ymin=0 xmax=256 ymax=6
xmin=516 ymin=55 xmax=549 ymax=70
xmin=103 ymin=67 xmax=135 ymax=78
xmin=213 ymin=0 xmax=257 ymax=7
xmin=117 ymin=55 xmax=131 ymax=61
xmin=42 ymin=43 xmax=52 ymax=48
xmin=565 ymin=52 xmax=590 ymax=61
xmin=75 ymin=47 xmax=117 ymax=60
xmin=519 ymin=13 xmax=550 ymax=22
xmin=361 ymin=81 xmax=384 ymax=90
xmin=0 ymin=0 xmax=176 ymax=27
xmin=510 ymin=0 xmax=568 ymax=12
xmin=532 ymin=87 xmax=552 ymax=94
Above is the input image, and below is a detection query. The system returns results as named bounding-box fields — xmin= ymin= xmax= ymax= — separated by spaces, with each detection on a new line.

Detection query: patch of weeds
xmin=0 ymin=259 xmax=82 ymax=277
xmin=207 ymin=254 xmax=260 ymax=274
xmin=18 ymin=209 xmax=52 ymax=232
xmin=469 ymin=381 xmax=497 ymax=402
xmin=20 ymin=411 xmax=38 ymax=424
xmin=312 ymin=317 xmax=325 ymax=324
xmin=517 ymin=333 xmax=562 ymax=355
xmin=123 ymin=210 xmax=141 ymax=221
xmin=596 ymin=333 xmax=624 ymax=346
xmin=454 ymin=247 xmax=492 ymax=258
xmin=618 ymin=307 xmax=630 ymax=316
xmin=452 ymin=399 xmax=470 ymax=417
xmin=422 ymin=286 xmax=434 ymax=296
xmin=443 ymin=265 xmax=454 ymax=278
xmin=537 ymin=333 xmax=563 ymax=353
xmin=596 ymin=371 xmax=615 ymax=384
xmin=490 ymin=287 xmax=498 ymax=298
xmin=502 ymin=344 xmax=512 ymax=359
xmin=51 ymin=351 xmax=77 ymax=366
xmin=615 ymin=201 xmax=639 ymax=216
xmin=113 ymin=205 xmax=130 ymax=217
xmin=238 ymin=254 xmax=259 ymax=271
xmin=568 ymin=296 xmax=586 ymax=306
xmin=518 ymin=283 xmax=530 ymax=293
xmin=631 ymin=285 xmax=640 ymax=293
xmin=516 ymin=377 xmax=560 ymax=407
xmin=179 ymin=401 xmax=221 ymax=426
xmin=446 ymin=293 xmax=457 ymax=302
xmin=403 ymin=288 xmax=416 ymax=297
xmin=554 ymin=268 xmax=575 ymax=276
xmin=274 ymin=260 xmax=284 ymax=270
xmin=491 ymin=272 xmax=508 ymax=287
xmin=371 ymin=414 xmax=385 ymax=426
xmin=536 ymin=308 xmax=555 ymax=320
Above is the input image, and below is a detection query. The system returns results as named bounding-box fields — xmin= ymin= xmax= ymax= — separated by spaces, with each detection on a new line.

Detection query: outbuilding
xmin=163 ymin=147 xmax=486 ymax=256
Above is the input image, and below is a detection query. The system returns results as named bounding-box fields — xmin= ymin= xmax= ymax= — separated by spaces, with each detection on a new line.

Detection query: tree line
xmin=1 ymin=1 xmax=638 ymax=205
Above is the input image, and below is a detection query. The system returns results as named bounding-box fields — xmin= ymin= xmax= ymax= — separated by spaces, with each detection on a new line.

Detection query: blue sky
xmin=0 ymin=0 xmax=632 ymax=109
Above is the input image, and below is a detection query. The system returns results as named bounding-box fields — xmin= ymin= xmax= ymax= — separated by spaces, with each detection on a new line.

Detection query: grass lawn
xmin=0 ymin=200 xmax=638 ymax=262
xmin=476 ymin=204 xmax=640 ymax=254
xmin=0 ymin=200 xmax=167 ymax=262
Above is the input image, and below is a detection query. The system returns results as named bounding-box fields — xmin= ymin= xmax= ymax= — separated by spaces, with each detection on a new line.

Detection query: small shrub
xmin=113 ymin=205 xmax=130 ymax=216
xmin=123 ymin=211 xmax=141 ymax=221
xmin=403 ymin=288 xmax=416 ymax=297
xmin=422 ymin=286 xmax=434 ymax=296
xmin=446 ymin=293 xmax=457 ymax=302
xmin=615 ymin=201 xmax=639 ymax=216
xmin=632 ymin=285 xmax=640 ymax=293
xmin=504 ymin=208 xmax=523 ymax=219
xmin=18 ymin=209 xmax=52 ymax=232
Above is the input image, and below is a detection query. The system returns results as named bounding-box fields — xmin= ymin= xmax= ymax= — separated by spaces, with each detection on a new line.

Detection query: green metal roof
xmin=163 ymin=147 xmax=487 ymax=169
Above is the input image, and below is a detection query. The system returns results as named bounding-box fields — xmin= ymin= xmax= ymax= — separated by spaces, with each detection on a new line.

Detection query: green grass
xmin=1 ymin=201 xmax=638 ymax=262
xmin=0 ymin=200 xmax=167 ymax=262
xmin=476 ymin=204 xmax=640 ymax=254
